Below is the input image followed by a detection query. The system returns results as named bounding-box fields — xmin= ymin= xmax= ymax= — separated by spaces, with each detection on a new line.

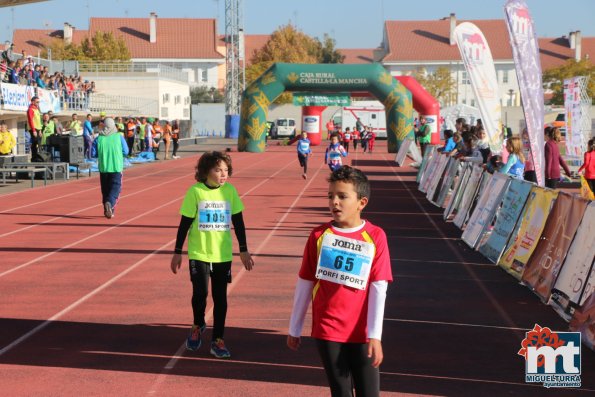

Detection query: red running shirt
xmin=299 ymin=221 xmax=392 ymax=343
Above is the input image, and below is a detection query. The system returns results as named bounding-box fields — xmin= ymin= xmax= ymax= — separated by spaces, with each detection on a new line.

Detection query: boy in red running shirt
xmin=287 ymin=166 xmax=392 ymax=397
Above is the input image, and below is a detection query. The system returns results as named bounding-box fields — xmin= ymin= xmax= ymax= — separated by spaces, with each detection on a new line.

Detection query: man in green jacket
xmin=415 ymin=115 xmax=431 ymax=157
xmin=91 ymin=118 xmax=129 ymax=219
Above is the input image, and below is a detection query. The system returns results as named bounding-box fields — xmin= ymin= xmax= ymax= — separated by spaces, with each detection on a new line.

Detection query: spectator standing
xmin=544 ymin=127 xmax=571 ymax=189
xmin=171 ymin=120 xmax=181 ymax=159
xmin=500 ymin=137 xmax=526 ymax=180
xmin=26 ymin=96 xmax=43 ymax=161
xmin=69 ymin=113 xmax=83 ymax=136
xmin=125 ymin=117 xmax=136 ymax=156
xmin=162 ymin=120 xmax=172 ymax=160
xmin=414 ymin=115 xmax=431 ymax=156
xmin=91 ymin=118 xmax=129 ymax=219
xmin=325 ymin=119 xmax=335 ymax=140
xmin=578 ymin=138 xmax=595 ymax=195
xmin=0 ymin=121 xmax=16 ymax=155
xmin=83 ymin=114 xmax=94 ymax=159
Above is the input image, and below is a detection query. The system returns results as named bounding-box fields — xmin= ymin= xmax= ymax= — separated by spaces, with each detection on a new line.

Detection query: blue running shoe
xmin=210 ymin=338 xmax=231 ymax=358
xmin=185 ymin=324 xmax=206 ymax=351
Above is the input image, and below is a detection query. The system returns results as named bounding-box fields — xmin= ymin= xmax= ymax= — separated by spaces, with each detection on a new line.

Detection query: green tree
xmin=42 ymin=31 xmax=130 ymax=61
xmin=191 ymin=86 xmax=224 ymax=104
xmin=543 ymin=59 xmax=595 ymax=105
xmin=413 ymin=66 xmax=457 ymax=106
xmin=246 ymin=24 xmax=343 ymax=103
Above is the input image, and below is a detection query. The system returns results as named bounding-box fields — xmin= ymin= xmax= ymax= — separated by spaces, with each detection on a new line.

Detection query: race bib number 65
xmin=198 ymin=201 xmax=231 ymax=231
xmin=316 ymin=233 xmax=374 ymax=290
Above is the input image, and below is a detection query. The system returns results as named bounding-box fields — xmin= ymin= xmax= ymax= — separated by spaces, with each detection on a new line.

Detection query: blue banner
xmin=478 ymin=178 xmax=533 ymax=262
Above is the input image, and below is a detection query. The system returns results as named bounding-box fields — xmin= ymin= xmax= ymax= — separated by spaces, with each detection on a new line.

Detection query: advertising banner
xmin=522 ymin=193 xmax=590 ymax=302
xmin=453 ymin=22 xmax=502 ymax=154
xmin=570 ymin=292 xmax=595 ymax=351
xmin=417 ymin=146 xmax=436 ymax=184
xmin=462 ymin=172 xmax=511 ymax=249
xmin=436 ymin=158 xmax=460 ymax=208
xmin=293 ymin=92 xmax=351 ymax=106
xmin=444 ymin=163 xmax=471 ymax=220
xmin=478 ymin=179 xmax=533 ymax=263
xmin=551 ymin=201 xmax=595 ymax=310
xmin=499 ymin=187 xmax=558 ymax=279
xmin=426 ymin=153 xmax=450 ymax=203
xmin=420 ymin=149 xmax=440 ymax=193
xmin=395 ymin=138 xmax=413 ymax=166
xmin=0 ymin=82 xmax=35 ymax=111
xmin=453 ymin=165 xmax=484 ymax=229
xmin=37 ymin=88 xmax=61 ymax=114
xmin=504 ymin=0 xmax=546 ymax=186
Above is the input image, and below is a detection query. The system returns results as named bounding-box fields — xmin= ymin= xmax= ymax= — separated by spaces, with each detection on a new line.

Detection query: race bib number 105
xmin=198 ymin=201 xmax=231 ymax=231
xmin=316 ymin=233 xmax=374 ymax=290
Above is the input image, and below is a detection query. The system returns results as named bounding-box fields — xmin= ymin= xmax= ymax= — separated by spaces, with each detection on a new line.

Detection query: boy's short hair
xmin=329 ymin=132 xmax=340 ymax=140
xmin=443 ymin=129 xmax=454 ymax=139
xmin=328 ymin=166 xmax=370 ymax=200
xmin=195 ymin=151 xmax=233 ymax=182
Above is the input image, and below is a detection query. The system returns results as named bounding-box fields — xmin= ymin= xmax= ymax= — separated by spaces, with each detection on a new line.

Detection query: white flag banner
xmin=504 ymin=0 xmax=546 ymax=186
xmin=453 ymin=22 xmax=503 ymax=154
xmin=564 ymin=77 xmax=588 ymax=157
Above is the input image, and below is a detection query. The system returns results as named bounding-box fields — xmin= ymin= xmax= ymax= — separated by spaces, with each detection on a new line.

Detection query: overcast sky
xmin=1 ymin=0 xmax=593 ymax=48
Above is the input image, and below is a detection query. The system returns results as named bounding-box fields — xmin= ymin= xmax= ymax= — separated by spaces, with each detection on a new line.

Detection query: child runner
xmin=342 ymin=127 xmax=351 ymax=153
xmin=288 ymin=165 xmax=392 ymax=397
xmin=367 ymin=127 xmax=376 ymax=154
xmin=296 ymin=131 xmax=312 ymax=179
xmin=352 ymin=128 xmax=360 ymax=152
xmin=325 ymin=133 xmax=348 ymax=172
xmin=170 ymin=151 xmax=255 ymax=358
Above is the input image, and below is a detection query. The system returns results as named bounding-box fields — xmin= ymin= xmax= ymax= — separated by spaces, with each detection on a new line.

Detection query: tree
xmin=191 ymin=86 xmax=224 ymax=104
xmin=245 ymin=24 xmax=343 ymax=104
xmin=542 ymin=59 xmax=595 ymax=105
xmin=42 ymin=31 xmax=130 ymax=61
xmin=413 ymin=66 xmax=457 ymax=106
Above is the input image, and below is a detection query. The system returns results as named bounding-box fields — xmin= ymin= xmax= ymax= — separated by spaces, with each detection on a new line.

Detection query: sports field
xmin=0 ymin=141 xmax=592 ymax=396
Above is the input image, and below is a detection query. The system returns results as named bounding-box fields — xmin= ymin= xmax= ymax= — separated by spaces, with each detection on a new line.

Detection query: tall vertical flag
xmin=504 ymin=0 xmax=545 ymax=186
xmin=453 ymin=23 xmax=503 ymax=154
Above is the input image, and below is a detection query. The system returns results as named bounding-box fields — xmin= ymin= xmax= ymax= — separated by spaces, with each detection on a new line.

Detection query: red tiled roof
xmin=12 ymin=28 xmax=86 ymax=56
xmin=244 ymin=34 xmax=270 ymax=64
xmin=89 ymin=17 xmax=223 ymax=59
xmin=383 ymin=19 xmax=513 ymax=62
xmin=338 ymin=48 xmax=375 ymax=64
xmin=539 ymin=36 xmax=595 ymax=70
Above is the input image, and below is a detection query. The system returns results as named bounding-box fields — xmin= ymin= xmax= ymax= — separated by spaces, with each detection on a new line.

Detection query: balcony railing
xmin=77 ymin=62 xmax=188 ymax=83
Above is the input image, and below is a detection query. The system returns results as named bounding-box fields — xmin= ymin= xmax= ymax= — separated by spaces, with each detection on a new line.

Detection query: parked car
xmin=269 ymin=118 xmax=296 ymax=139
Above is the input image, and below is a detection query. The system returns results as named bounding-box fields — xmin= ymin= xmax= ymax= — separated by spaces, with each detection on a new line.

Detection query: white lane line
xmin=0 ymin=154 xmax=282 ymax=276
xmin=0 ymin=153 xmax=280 ymax=239
xmin=393 ymin=258 xmax=491 ymax=266
xmin=383 ymin=317 xmax=529 ymax=332
xmin=380 ymin=154 xmax=527 ymax=339
xmin=88 ymin=350 xmax=578 ymax=391
xmin=0 ymin=239 xmax=174 ymax=357
xmin=0 ymin=160 xmax=192 ymax=213
xmin=0 ymin=154 xmax=297 ymax=355
xmin=147 ymin=160 xmax=326 ymax=395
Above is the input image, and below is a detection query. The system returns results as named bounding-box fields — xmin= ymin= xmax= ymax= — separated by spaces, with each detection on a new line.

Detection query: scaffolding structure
xmin=224 ymin=0 xmax=245 ymax=116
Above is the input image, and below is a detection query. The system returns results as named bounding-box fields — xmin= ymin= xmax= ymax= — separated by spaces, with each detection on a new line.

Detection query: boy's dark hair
xmin=443 ymin=129 xmax=454 ymax=139
xmin=329 ymin=132 xmax=340 ymax=140
xmin=195 ymin=151 xmax=233 ymax=182
xmin=328 ymin=166 xmax=370 ymax=200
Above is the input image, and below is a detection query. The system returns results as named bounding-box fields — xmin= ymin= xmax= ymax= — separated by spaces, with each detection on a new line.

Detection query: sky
xmin=0 ymin=0 xmax=594 ymax=49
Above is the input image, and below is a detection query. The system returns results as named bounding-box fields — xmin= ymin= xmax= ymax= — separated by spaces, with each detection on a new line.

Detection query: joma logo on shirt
xmin=332 ymin=239 xmax=362 ymax=252
xmin=204 ymin=202 xmax=226 ymax=209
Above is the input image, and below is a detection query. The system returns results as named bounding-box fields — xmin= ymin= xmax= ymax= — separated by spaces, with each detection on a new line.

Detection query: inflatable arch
xmin=238 ymin=63 xmax=413 ymax=153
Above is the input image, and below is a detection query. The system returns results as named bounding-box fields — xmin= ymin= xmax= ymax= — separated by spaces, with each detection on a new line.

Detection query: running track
xmin=0 ymin=141 xmax=593 ymax=396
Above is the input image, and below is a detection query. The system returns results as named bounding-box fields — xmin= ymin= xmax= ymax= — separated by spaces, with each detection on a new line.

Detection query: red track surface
xmin=0 ymin=141 xmax=593 ymax=396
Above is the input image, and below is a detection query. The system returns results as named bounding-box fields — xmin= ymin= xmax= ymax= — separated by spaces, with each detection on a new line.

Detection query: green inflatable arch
xmin=238 ymin=63 xmax=413 ymax=153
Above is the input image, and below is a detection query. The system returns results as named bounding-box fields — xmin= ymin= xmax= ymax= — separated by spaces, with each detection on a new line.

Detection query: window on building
xmin=162 ymin=93 xmax=170 ymax=104
xmin=462 ymin=71 xmax=470 ymax=85
xmin=175 ymin=95 xmax=181 ymax=105
xmin=183 ymin=108 xmax=190 ymax=118
xmin=202 ymin=69 xmax=208 ymax=83
xmin=161 ymin=107 xmax=169 ymax=118
xmin=502 ymin=70 xmax=509 ymax=84
xmin=462 ymin=99 xmax=467 ymax=105
xmin=471 ymin=99 xmax=476 ymax=107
